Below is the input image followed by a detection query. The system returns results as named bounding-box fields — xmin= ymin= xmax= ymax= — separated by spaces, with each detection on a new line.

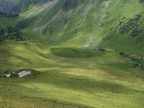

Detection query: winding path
xmin=98 ymin=1 xmax=109 ymax=27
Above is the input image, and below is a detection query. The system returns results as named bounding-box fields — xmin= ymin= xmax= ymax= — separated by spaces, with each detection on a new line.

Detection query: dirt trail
xmin=34 ymin=18 xmax=42 ymax=31
xmin=40 ymin=9 xmax=62 ymax=31
xmin=72 ymin=4 xmax=84 ymax=16
xmin=63 ymin=20 xmax=70 ymax=31
xmin=63 ymin=4 xmax=84 ymax=31
xmin=27 ymin=0 xmax=58 ymax=18
xmin=31 ymin=0 xmax=59 ymax=31
xmin=98 ymin=1 xmax=109 ymax=27
xmin=82 ymin=0 xmax=92 ymax=24
xmin=83 ymin=1 xmax=109 ymax=48
xmin=63 ymin=10 xmax=73 ymax=31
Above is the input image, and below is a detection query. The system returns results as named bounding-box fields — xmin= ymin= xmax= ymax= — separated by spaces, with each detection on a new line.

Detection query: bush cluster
xmin=120 ymin=15 xmax=142 ymax=37
xmin=0 ymin=26 xmax=24 ymax=42
xmin=0 ymin=12 xmax=19 ymax=18
xmin=110 ymin=14 xmax=143 ymax=37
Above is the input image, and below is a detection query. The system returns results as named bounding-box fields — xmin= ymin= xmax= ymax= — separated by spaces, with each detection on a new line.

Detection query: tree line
xmin=0 ymin=26 xmax=25 ymax=42
xmin=0 ymin=12 xmax=19 ymax=18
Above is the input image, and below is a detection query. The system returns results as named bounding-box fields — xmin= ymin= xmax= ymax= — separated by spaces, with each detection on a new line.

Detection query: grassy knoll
xmin=0 ymin=41 xmax=144 ymax=108
xmin=0 ymin=0 xmax=144 ymax=107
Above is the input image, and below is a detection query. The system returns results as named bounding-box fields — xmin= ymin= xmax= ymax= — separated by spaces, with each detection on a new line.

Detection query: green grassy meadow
xmin=0 ymin=0 xmax=144 ymax=107
xmin=0 ymin=41 xmax=144 ymax=108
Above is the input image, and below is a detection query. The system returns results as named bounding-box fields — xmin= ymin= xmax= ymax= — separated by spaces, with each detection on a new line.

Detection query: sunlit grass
xmin=0 ymin=41 xmax=144 ymax=108
xmin=0 ymin=0 xmax=144 ymax=107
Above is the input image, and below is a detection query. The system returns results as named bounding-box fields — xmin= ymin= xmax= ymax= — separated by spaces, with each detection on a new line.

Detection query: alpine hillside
xmin=0 ymin=0 xmax=20 ymax=14
xmin=0 ymin=0 xmax=144 ymax=108
xmin=4 ymin=0 xmax=143 ymax=54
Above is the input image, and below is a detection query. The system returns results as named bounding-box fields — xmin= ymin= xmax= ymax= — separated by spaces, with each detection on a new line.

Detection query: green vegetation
xmin=0 ymin=0 xmax=144 ymax=107
xmin=51 ymin=47 xmax=105 ymax=58
xmin=110 ymin=14 xmax=143 ymax=37
xmin=0 ymin=41 xmax=144 ymax=108
xmin=0 ymin=26 xmax=24 ymax=42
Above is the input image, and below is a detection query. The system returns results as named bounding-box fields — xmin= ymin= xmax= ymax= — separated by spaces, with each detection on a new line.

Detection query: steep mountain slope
xmin=15 ymin=0 xmax=144 ymax=54
xmin=0 ymin=0 xmax=144 ymax=53
xmin=0 ymin=0 xmax=20 ymax=14
xmin=10 ymin=0 xmax=55 ymax=15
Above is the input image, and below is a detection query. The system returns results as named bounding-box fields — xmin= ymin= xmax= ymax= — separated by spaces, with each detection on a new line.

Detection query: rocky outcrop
xmin=10 ymin=0 xmax=39 ymax=15
xmin=10 ymin=0 xmax=53 ymax=15
xmin=63 ymin=0 xmax=83 ymax=10
xmin=91 ymin=0 xmax=99 ymax=5
xmin=0 ymin=0 xmax=15 ymax=14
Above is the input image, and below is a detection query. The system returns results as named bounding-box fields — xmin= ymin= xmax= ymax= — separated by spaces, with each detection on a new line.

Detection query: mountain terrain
xmin=10 ymin=0 xmax=53 ymax=15
xmin=0 ymin=0 xmax=144 ymax=108
xmin=0 ymin=0 xmax=20 ymax=14
xmin=2 ymin=0 xmax=143 ymax=53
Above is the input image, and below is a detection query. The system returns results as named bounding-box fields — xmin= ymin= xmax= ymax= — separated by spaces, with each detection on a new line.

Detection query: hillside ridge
xmin=0 ymin=0 xmax=144 ymax=54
